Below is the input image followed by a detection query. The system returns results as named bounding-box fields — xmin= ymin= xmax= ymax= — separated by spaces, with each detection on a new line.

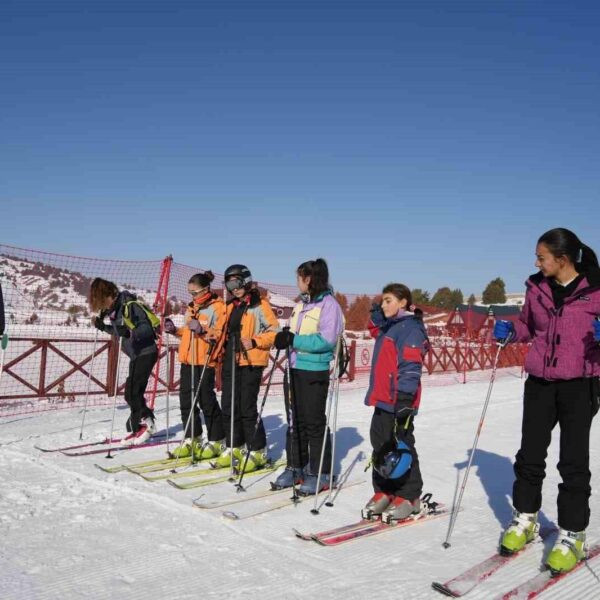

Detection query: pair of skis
xmin=34 ymin=433 xmax=176 ymax=457
xmin=294 ymin=496 xmax=450 ymax=546
xmin=193 ymin=479 xmax=366 ymax=520
xmin=432 ymin=528 xmax=600 ymax=598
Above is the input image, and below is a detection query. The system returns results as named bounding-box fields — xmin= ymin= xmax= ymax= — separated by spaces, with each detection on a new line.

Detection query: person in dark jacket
xmin=362 ymin=283 xmax=428 ymax=522
xmin=89 ymin=278 xmax=157 ymax=444
xmin=494 ymin=228 xmax=600 ymax=574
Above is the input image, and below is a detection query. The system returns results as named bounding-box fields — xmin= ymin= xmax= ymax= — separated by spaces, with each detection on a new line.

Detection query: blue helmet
xmin=374 ymin=439 xmax=413 ymax=479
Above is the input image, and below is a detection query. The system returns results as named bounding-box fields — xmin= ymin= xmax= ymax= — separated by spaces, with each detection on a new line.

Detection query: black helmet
xmin=224 ymin=264 xmax=252 ymax=292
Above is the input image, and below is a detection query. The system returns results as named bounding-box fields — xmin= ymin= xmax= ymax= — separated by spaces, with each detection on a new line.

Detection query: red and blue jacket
xmin=364 ymin=309 xmax=429 ymax=413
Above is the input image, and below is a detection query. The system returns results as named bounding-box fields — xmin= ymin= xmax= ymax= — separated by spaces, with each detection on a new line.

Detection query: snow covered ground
xmin=1 ymin=370 xmax=599 ymax=600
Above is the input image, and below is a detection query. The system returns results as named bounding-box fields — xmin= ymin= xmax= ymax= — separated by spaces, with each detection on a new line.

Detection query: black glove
xmin=395 ymin=392 xmax=415 ymax=419
xmin=274 ymin=330 xmax=295 ymax=350
xmin=93 ymin=316 xmax=105 ymax=331
xmin=370 ymin=302 xmax=385 ymax=326
xmin=116 ymin=325 xmax=131 ymax=338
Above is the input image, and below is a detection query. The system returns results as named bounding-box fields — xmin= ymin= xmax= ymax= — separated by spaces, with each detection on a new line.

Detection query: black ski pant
xmin=221 ymin=364 xmax=266 ymax=450
xmin=179 ymin=364 xmax=225 ymax=441
xmin=513 ymin=375 xmax=598 ymax=532
xmin=124 ymin=351 xmax=157 ymax=432
xmin=370 ymin=407 xmax=423 ymax=501
xmin=284 ymin=368 xmax=331 ymax=474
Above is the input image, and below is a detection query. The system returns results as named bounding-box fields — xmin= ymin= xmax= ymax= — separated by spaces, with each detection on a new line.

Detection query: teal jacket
xmin=289 ymin=292 xmax=344 ymax=371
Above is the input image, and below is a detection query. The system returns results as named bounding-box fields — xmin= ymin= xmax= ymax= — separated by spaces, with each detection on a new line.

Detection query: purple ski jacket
xmin=512 ymin=269 xmax=600 ymax=381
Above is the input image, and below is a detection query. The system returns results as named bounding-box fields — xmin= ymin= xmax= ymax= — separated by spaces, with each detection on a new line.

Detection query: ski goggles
xmin=225 ymin=278 xmax=245 ymax=293
xmin=189 ymin=286 xmax=208 ymax=297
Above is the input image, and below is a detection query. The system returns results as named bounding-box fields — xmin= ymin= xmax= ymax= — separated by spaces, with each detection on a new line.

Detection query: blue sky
xmin=1 ymin=0 xmax=599 ymax=296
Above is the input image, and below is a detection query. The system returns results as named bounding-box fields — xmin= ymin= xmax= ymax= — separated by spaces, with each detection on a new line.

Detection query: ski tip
xmin=431 ymin=582 xmax=459 ymax=597
xmin=222 ymin=511 xmax=239 ymax=520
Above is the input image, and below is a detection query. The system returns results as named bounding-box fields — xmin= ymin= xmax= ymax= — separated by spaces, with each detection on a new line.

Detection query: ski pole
xmin=285 ymin=340 xmax=301 ymax=504
xmin=311 ymin=336 xmax=341 ymax=515
xmin=165 ymin=338 xmax=171 ymax=455
xmin=190 ymin=331 xmax=196 ymax=464
xmin=0 ymin=327 xmax=9 ymax=393
xmin=106 ymin=337 xmax=123 ymax=459
xmin=236 ymin=348 xmax=281 ymax=492
xmin=325 ymin=347 xmax=343 ymax=508
xmin=229 ymin=332 xmax=238 ymax=480
xmin=442 ymin=336 xmax=511 ymax=548
xmin=79 ymin=327 xmax=99 ymax=440
xmin=170 ymin=340 xmax=215 ymax=471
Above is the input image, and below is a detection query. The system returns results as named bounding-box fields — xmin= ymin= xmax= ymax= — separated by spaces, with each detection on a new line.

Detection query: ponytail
xmin=297 ymin=258 xmax=332 ymax=300
xmin=188 ymin=270 xmax=215 ymax=288
xmin=537 ymin=228 xmax=599 ymax=273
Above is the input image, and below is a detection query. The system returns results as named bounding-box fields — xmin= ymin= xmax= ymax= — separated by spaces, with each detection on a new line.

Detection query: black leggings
xmin=124 ymin=351 xmax=157 ymax=432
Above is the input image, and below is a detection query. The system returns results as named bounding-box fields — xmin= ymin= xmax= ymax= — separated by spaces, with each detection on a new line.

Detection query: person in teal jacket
xmin=271 ymin=258 xmax=344 ymax=494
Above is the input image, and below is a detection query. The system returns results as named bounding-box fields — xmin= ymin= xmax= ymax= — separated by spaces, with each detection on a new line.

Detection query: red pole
xmin=148 ymin=255 xmax=173 ymax=410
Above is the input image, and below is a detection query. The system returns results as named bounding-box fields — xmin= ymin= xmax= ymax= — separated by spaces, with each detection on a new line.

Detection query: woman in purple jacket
xmin=494 ymin=228 xmax=600 ymax=574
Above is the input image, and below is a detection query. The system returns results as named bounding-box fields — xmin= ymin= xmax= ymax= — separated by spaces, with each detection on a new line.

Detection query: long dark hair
xmin=382 ymin=283 xmax=413 ymax=308
xmin=538 ymin=228 xmax=598 ymax=273
xmin=188 ymin=270 xmax=215 ymax=288
xmin=297 ymin=258 xmax=332 ymax=300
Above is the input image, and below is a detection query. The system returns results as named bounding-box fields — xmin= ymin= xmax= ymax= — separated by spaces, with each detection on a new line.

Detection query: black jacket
xmin=100 ymin=291 xmax=157 ymax=359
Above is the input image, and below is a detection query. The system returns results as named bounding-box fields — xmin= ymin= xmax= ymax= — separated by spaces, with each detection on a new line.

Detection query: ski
xmin=167 ymin=459 xmax=286 ymax=490
xmin=294 ymin=500 xmax=449 ymax=546
xmin=137 ymin=462 xmax=218 ymax=482
xmin=60 ymin=437 xmax=177 ymax=457
xmin=431 ymin=527 xmax=557 ymax=597
xmin=34 ymin=431 xmax=169 ymax=453
xmin=220 ymin=480 xmax=366 ymax=521
xmin=498 ymin=542 xmax=600 ymax=599
xmin=36 ymin=438 xmax=121 ymax=453
xmin=95 ymin=454 xmax=179 ymax=474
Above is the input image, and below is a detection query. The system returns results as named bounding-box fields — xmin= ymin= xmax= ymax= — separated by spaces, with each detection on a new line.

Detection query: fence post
xmin=348 ymin=340 xmax=357 ymax=382
xmin=106 ymin=337 xmax=119 ymax=397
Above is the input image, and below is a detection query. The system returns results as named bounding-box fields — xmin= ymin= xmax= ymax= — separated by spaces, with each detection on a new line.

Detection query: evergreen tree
xmin=482 ymin=277 xmax=507 ymax=304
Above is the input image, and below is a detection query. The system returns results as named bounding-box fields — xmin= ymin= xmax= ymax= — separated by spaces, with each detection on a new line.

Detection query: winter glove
xmin=395 ymin=392 xmax=415 ymax=419
xmin=370 ymin=302 xmax=385 ymax=325
xmin=187 ymin=319 xmax=204 ymax=335
xmin=593 ymin=318 xmax=600 ymax=343
xmin=274 ymin=329 xmax=295 ymax=350
xmin=493 ymin=320 xmax=515 ymax=343
xmin=93 ymin=316 xmax=105 ymax=331
xmin=116 ymin=325 xmax=131 ymax=338
xmin=163 ymin=318 xmax=177 ymax=335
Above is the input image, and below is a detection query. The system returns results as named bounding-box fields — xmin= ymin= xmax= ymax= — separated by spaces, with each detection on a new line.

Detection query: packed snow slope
xmin=1 ymin=369 xmax=599 ymax=600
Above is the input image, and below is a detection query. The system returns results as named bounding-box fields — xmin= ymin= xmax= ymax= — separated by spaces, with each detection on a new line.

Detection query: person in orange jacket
xmin=163 ymin=271 xmax=226 ymax=460
xmin=214 ymin=264 xmax=279 ymax=472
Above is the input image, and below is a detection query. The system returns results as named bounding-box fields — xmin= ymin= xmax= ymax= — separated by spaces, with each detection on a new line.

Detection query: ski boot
xmin=500 ymin=510 xmax=539 ymax=555
xmin=171 ymin=437 xmax=200 ymax=459
xmin=122 ymin=417 xmax=155 ymax=446
xmin=194 ymin=438 xmax=225 ymax=461
xmin=213 ymin=446 xmax=243 ymax=469
xmin=271 ymin=466 xmax=305 ymax=490
xmin=361 ymin=493 xmax=393 ymax=521
xmin=545 ymin=529 xmax=587 ymax=575
xmin=297 ymin=472 xmax=335 ymax=496
xmin=381 ymin=496 xmax=421 ymax=524
xmin=237 ymin=447 xmax=268 ymax=473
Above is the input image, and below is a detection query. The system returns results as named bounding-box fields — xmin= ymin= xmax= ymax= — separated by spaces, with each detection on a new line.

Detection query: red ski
xmin=60 ymin=437 xmax=177 ymax=457
xmin=295 ymin=500 xmax=448 ymax=546
xmin=431 ymin=527 xmax=556 ymax=597
xmin=34 ymin=431 xmax=169 ymax=453
xmin=498 ymin=542 xmax=600 ymax=599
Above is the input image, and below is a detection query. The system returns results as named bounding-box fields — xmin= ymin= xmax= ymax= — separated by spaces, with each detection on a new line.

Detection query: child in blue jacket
xmin=363 ymin=283 xmax=428 ymax=521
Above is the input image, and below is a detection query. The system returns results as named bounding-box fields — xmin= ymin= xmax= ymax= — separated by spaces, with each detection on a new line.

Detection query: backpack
xmin=122 ymin=300 xmax=161 ymax=334
xmin=337 ymin=336 xmax=351 ymax=378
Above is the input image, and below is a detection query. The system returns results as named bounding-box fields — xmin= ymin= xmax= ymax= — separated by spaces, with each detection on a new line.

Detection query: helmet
xmin=373 ymin=439 xmax=413 ymax=479
xmin=224 ymin=264 xmax=252 ymax=292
